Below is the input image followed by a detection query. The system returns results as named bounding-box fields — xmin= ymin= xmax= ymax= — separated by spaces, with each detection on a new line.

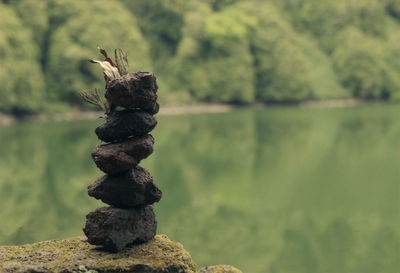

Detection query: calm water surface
xmin=0 ymin=105 xmax=399 ymax=273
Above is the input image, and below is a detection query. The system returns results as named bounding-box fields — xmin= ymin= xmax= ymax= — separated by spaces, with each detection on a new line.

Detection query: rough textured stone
xmin=95 ymin=110 xmax=157 ymax=143
xmin=88 ymin=166 xmax=162 ymax=208
xmin=0 ymin=235 xmax=196 ymax=273
xmin=83 ymin=206 xmax=157 ymax=252
xmin=199 ymin=265 xmax=243 ymax=273
xmin=91 ymin=134 xmax=154 ymax=174
xmin=149 ymin=101 xmax=160 ymax=115
xmin=106 ymin=72 xmax=158 ymax=113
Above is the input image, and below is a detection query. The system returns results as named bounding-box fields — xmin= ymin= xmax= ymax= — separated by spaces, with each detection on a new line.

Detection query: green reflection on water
xmin=0 ymin=106 xmax=399 ymax=273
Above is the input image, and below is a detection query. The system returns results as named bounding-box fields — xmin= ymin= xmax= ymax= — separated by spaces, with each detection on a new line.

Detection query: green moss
xmin=0 ymin=235 xmax=196 ymax=273
xmin=199 ymin=265 xmax=243 ymax=273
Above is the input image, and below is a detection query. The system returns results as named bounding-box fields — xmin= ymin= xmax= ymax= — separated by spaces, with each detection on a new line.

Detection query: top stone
xmin=106 ymin=72 xmax=158 ymax=113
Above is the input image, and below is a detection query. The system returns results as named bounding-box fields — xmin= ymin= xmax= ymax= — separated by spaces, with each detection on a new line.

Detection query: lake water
xmin=0 ymin=105 xmax=399 ymax=273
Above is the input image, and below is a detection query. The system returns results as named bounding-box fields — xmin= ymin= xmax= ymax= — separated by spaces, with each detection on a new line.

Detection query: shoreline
xmin=0 ymin=99 xmax=387 ymax=126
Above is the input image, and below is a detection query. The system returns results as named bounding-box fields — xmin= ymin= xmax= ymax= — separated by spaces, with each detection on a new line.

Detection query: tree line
xmin=1 ymin=0 xmax=400 ymax=115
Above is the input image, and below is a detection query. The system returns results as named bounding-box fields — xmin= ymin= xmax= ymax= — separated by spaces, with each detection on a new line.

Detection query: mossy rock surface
xmin=199 ymin=265 xmax=242 ymax=273
xmin=0 ymin=235 xmax=196 ymax=273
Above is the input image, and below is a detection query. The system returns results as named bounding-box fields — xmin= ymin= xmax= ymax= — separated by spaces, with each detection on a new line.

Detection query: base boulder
xmin=0 ymin=235 xmax=196 ymax=273
xmin=83 ymin=206 xmax=157 ymax=252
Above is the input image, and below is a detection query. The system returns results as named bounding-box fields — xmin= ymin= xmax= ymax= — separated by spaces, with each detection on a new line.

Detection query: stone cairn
xmin=81 ymin=49 xmax=162 ymax=252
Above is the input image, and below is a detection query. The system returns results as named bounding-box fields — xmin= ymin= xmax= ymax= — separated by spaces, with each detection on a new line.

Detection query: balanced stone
xmin=149 ymin=101 xmax=160 ymax=115
xmin=92 ymin=134 xmax=154 ymax=174
xmin=88 ymin=166 xmax=162 ymax=208
xmin=95 ymin=110 xmax=157 ymax=143
xmin=106 ymin=72 xmax=158 ymax=113
xmin=83 ymin=206 xmax=157 ymax=252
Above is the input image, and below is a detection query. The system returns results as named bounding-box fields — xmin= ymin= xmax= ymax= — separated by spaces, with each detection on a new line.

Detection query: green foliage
xmin=121 ymin=0 xmax=184 ymax=57
xmin=79 ymin=88 xmax=104 ymax=111
xmin=120 ymin=0 xmax=185 ymax=94
xmin=204 ymin=8 xmax=256 ymax=48
xmin=1 ymin=0 xmax=400 ymax=113
xmin=385 ymin=23 xmax=400 ymax=99
xmin=242 ymin=3 xmax=313 ymax=102
xmin=0 ymin=3 xmax=45 ymax=114
xmin=45 ymin=0 xmax=151 ymax=104
xmin=275 ymin=0 xmax=387 ymax=52
xmin=332 ymin=27 xmax=398 ymax=99
xmin=9 ymin=0 xmax=49 ymax=47
xmin=172 ymin=6 xmax=255 ymax=103
xmin=261 ymin=40 xmax=314 ymax=102
xmin=210 ymin=0 xmax=239 ymax=11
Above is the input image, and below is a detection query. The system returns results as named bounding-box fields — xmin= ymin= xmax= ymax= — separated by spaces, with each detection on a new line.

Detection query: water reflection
xmin=0 ymin=105 xmax=399 ymax=273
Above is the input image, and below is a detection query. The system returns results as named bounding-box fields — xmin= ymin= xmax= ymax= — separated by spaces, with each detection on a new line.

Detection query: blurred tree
xmin=1 ymin=0 xmax=400 ymax=113
xmin=120 ymin=0 xmax=184 ymax=62
xmin=258 ymin=39 xmax=314 ymax=102
xmin=9 ymin=0 xmax=49 ymax=48
xmin=0 ymin=3 xmax=45 ymax=114
xmin=204 ymin=7 xmax=257 ymax=48
xmin=385 ymin=23 xmax=400 ymax=100
xmin=353 ymin=0 xmax=387 ymax=37
xmin=210 ymin=0 xmax=238 ymax=11
xmin=45 ymin=0 xmax=151 ymax=105
xmin=120 ymin=0 xmax=185 ymax=96
xmin=275 ymin=0 xmax=387 ymax=52
xmin=241 ymin=2 xmax=314 ymax=102
xmin=333 ymin=27 xmax=399 ymax=99
xmin=172 ymin=5 xmax=256 ymax=103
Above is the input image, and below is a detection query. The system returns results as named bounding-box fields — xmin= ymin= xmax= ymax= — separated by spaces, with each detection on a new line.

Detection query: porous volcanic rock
xmin=148 ymin=101 xmax=160 ymax=115
xmin=95 ymin=110 xmax=157 ymax=143
xmin=88 ymin=166 xmax=162 ymax=208
xmin=0 ymin=235 xmax=196 ymax=273
xmin=83 ymin=206 xmax=157 ymax=252
xmin=199 ymin=265 xmax=243 ymax=273
xmin=106 ymin=72 xmax=158 ymax=113
xmin=91 ymin=134 xmax=154 ymax=174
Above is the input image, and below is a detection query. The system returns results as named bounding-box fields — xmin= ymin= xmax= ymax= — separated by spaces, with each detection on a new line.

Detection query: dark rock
xmin=106 ymin=72 xmax=158 ymax=113
xmin=83 ymin=206 xmax=157 ymax=252
xmin=88 ymin=166 xmax=162 ymax=208
xmin=91 ymin=134 xmax=154 ymax=174
xmin=0 ymin=235 xmax=196 ymax=273
xmin=95 ymin=110 xmax=157 ymax=143
xmin=148 ymin=101 xmax=160 ymax=115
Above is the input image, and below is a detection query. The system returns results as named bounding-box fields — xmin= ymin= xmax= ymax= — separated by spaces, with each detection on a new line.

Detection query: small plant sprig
xmin=89 ymin=46 xmax=129 ymax=82
xmin=88 ymin=59 xmax=120 ymax=82
xmin=114 ymin=48 xmax=129 ymax=76
xmin=79 ymin=47 xmax=130 ymax=113
xmin=79 ymin=88 xmax=104 ymax=110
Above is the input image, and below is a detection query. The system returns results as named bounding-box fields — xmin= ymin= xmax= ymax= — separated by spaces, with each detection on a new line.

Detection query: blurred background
xmin=0 ymin=0 xmax=399 ymax=272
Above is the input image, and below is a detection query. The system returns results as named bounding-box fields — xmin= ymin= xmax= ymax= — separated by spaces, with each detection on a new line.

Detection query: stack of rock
xmin=83 ymin=72 xmax=162 ymax=252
